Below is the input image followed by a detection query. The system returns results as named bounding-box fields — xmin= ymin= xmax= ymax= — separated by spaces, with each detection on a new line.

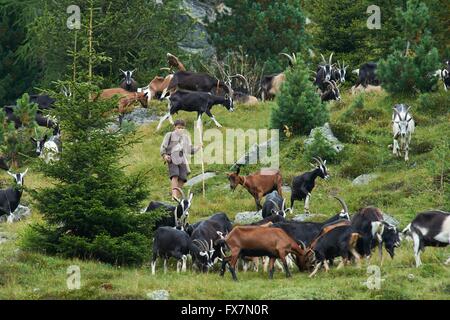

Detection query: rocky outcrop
xmin=0 ymin=205 xmax=31 ymax=223
xmin=234 ymin=210 xmax=262 ymax=224
xmin=305 ymin=122 xmax=344 ymax=153
xmin=352 ymin=173 xmax=379 ymax=186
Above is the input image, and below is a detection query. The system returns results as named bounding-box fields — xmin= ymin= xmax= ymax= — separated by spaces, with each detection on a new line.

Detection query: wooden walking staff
xmin=196 ymin=119 xmax=206 ymax=198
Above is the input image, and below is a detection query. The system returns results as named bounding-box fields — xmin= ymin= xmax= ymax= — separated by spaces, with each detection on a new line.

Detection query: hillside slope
xmin=0 ymin=89 xmax=449 ymax=299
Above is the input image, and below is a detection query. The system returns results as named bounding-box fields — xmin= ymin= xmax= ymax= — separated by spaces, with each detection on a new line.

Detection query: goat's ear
xmin=30 ymin=137 xmax=36 ymax=142
xmin=323 ymin=160 xmax=327 ymax=165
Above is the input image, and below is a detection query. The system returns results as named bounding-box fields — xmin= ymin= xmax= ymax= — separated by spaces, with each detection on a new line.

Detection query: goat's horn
xmin=320 ymin=53 xmax=326 ymax=64
xmin=131 ymin=68 xmax=137 ymax=73
xmin=231 ymin=74 xmax=249 ymax=90
xmin=210 ymin=239 xmax=213 ymax=251
xmin=329 ymin=52 xmax=334 ymax=65
xmin=119 ymin=69 xmax=125 ymax=74
xmin=280 ymin=53 xmax=295 ymax=65
xmin=334 ymin=196 xmax=349 ymax=214
xmin=172 ymin=187 xmax=185 ymax=199
xmin=269 ymin=199 xmax=280 ymax=211
xmin=312 ymin=157 xmax=323 ymax=165
xmin=281 ymin=199 xmax=286 ymax=211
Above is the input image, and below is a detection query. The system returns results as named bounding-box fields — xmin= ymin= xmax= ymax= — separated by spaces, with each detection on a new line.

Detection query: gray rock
xmin=185 ymin=172 xmax=216 ymax=187
xmin=234 ymin=211 xmax=262 ymax=224
xmin=383 ymin=213 xmax=400 ymax=227
xmin=0 ymin=205 xmax=31 ymax=223
xmin=282 ymin=185 xmax=292 ymax=194
xmin=107 ymin=108 xmax=159 ymax=131
xmin=304 ymin=122 xmax=344 ymax=153
xmin=234 ymin=136 xmax=278 ymax=167
xmin=147 ymin=289 xmax=170 ymax=300
xmin=352 ymin=174 xmax=379 ymax=186
xmin=178 ymin=0 xmax=230 ymax=57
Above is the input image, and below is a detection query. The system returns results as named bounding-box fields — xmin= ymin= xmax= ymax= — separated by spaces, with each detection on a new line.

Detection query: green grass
xmin=0 ymin=88 xmax=449 ymax=299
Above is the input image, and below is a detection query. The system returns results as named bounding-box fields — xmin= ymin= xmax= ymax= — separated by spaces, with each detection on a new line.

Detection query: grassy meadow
xmin=0 ymin=88 xmax=449 ymax=299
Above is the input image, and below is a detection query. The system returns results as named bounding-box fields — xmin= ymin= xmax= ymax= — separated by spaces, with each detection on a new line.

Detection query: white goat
xmin=392 ymin=104 xmax=415 ymax=161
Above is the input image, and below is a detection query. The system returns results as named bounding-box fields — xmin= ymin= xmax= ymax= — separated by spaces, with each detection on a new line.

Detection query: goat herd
xmin=0 ymin=53 xmax=449 ymax=281
xmin=148 ymin=156 xmax=450 ymax=280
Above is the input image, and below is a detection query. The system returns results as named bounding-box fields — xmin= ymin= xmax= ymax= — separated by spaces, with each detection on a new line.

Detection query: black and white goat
xmin=151 ymin=226 xmax=214 ymax=275
xmin=290 ymin=157 xmax=329 ymax=213
xmin=145 ymin=187 xmax=193 ymax=230
xmin=314 ymin=53 xmax=334 ymax=91
xmin=392 ymin=104 xmax=415 ymax=161
xmin=433 ymin=61 xmax=450 ymax=91
xmin=402 ymin=210 xmax=450 ymax=267
xmin=351 ymin=207 xmax=400 ymax=263
xmin=156 ymin=90 xmax=234 ymax=131
xmin=332 ymin=60 xmax=348 ymax=83
xmin=119 ymin=69 xmax=138 ymax=92
xmin=262 ymin=190 xmax=291 ymax=218
xmin=0 ymin=169 xmax=28 ymax=222
xmin=31 ymin=131 xmax=62 ymax=163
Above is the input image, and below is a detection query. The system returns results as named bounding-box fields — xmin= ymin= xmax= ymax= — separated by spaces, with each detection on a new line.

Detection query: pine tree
xmin=208 ymin=0 xmax=309 ymax=74
xmin=378 ymin=0 xmax=440 ymax=94
xmin=271 ymin=57 xmax=329 ymax=136
xmin=23 ymin=1 xmax=157 ymax=265
xmin=0 ymin=93 xmax=38 ymax=168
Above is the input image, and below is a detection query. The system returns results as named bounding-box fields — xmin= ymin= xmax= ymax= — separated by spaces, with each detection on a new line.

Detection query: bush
xmin=24 ymin=81 xmax=154 ymax=266
xmin=304 ymin=130 xmax=339 ymax=164
xmin=329 ymin=121 xmax=362 ymax=144
xmin=417 ymin=91 xmax=450 ymax=114
xmin=271 ymin=57 xmax=329 ymax=135
xmin=378 ymin=0 xmax=440 ymax=94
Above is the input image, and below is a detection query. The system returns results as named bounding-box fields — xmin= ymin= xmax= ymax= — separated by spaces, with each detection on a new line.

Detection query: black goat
xmin=30 ymin=94 xmax=56 ymax=110
xmin=3 ymin=105 xmax=59 ymax=133
xmin=145 ymin=187 xmax=193 ymax=230
xmin=403 ymin=210 xmax=450 ymax=267
xmin=306 ymin=221 xmax=361 ymax=277
xmin=0 ymin=169 xmax=28 ymax=220
xmin=119 ymin=69 xmax=138 ymax=92
xmin=156 ymin=90 xmax=234 ymax=131
xmin=262 ymin=190 xmax=291 ymax=218
xmin=272 ymin=196 xmax=350 ymax=247
xmin=160 ymin=71 xmax=233 ymax=99
xmin=290 ymin=157 xmax=329 ymax=213
xmin=353 ymin=62 xmax=379 ymax=88
xmin=151 ymin=226 xmax=213 ymax=275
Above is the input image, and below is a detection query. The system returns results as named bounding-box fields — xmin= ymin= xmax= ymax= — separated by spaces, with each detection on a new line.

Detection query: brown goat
xmin=95 ymin=88 xmax=148 ymax=123
xmin=219 ymin=225 xmax=311 ymax=280
xmin=147 ymin=74 xmax=174 ymax=102
xmin=227 ymin=167 xmax=282 ymax=210
xmin=167 ymin=53 xmax=186 ymax=72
